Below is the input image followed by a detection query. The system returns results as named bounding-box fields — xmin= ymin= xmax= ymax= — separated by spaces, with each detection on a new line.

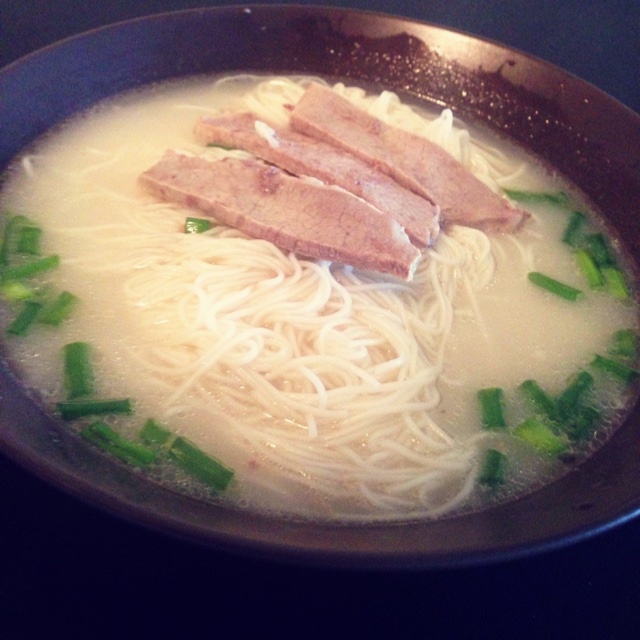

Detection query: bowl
xmin=1 ymin=5 xmax=639 ymax=569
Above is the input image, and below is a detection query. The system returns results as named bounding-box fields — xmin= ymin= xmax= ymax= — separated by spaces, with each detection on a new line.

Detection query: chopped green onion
xmin=185 ymin=217 xmax=212 ymax=234
xmin=168 ymin=436 xmax=234 ymax=491
xmin=478 ymin=449 xmax=507 ymax=487
xmin=518 ymin=379 xmax=559 ymax=422
xmin=56 ymin=398 xmax=133 ymax=420
xmin=562 ymin=211 xmax=587 ymax=247
xmin=63 ymin=342 xmax=95 ymax=399
xmin=609 ymin=329 xmax=638 ymax=361
xmin=6 ymin=300 xmax=43 ymax=336
xmin=16 ymin=224 xmax=42 ymax=255
xmin=503 ymin=189 xmax=571 ymax=207
xmin=601 ymin=267 xmax=630 ymax=301
xmin=140 ymin=418 xmax=174 ymax=447
xmin=38 ymin=290 xmax=79 ymax=325
xmin=591 ymin=355 xmax=640 ymax=384
xmin=574 ymin=248 xmax=604 ymax=288
xmin=477 ymin=387 xmax=507 ymax=430
xmin=1 ymin=254 xmax=59 ymax=281
xmin=583 ymin=233 xmax=614 ymax=267
xmin=557 ymin=370 xmax=594 ymax=420
xmin=0 ymin=280 xmax=35 ymax=303
xmin=527 ymin=272 xmax=583 ymax=301
xmin=564 ymin=406 xmax=601 ymax=441
xmin=0 ymin=215 xmax=31 ymax=265
xmin=513 ymin=417 xmax=568 ymax=456
xmin=80 ymin=421 xmax=157 ymax=467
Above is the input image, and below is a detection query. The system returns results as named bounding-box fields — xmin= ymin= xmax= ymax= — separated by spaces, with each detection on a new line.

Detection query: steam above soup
xmin=0 ymin=75 xmax=637 ymax=522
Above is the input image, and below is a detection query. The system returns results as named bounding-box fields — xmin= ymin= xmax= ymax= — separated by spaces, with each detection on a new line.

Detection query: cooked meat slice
xmin=139 ymin=150 xmax=422 ymax=280
xmin=194 ymin=112 xmax=440 ymax=248
xmin=290 ymin=83 xmax=529 ymax=232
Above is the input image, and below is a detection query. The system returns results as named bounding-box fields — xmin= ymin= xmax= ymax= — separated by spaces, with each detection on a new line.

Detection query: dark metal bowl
xmin=1 ymin=5 xmax=639 ymax=569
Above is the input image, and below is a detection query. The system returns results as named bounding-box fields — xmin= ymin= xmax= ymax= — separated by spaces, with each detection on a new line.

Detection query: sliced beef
xmin=290 ymin=83 xmax=529 ymax=233
xmin=139 ymin=150 xmax=422 ymax=280
xmin=194 ymin=112 xmax=439 ymax=248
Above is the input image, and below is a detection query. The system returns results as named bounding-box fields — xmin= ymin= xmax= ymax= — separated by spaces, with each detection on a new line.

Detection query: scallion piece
xmin=63 ymin=342 xmax=95 ymax=399
xmin=591 ymin=355 xmax=640 ymax=384
xmin=478 ymin=449 xmax=507 ymax=487
xmin=39 ymin=290 xmax=79 ymax=325
xmin=519 ymin=379 xmax=559 ymax=422
xmin=557 ymin=370 xmax=594 ymax=420
xmin=185 ymin=217 xmax=212 ymax=234
xmin=16 ymin=224 xmax=42 ymax=255
xmin=562 ymin=211 xmax=587 ymax=247
xmin=513 ymin=417 xmax=568 ymax=456
xmin=528 ymin=272 xmax=583 ymax=301
xmin=574 ymin=248 xmax=603 ymax=289
xmin=477 ymin=387 xmax=507 ymax=430
xmin=6 ymin=300 xmax=43 ymax=336
xmin=168 ymin=436 xmax=234 ymax=491
xmin=0 ymin=215 xmax=30 ymax=266
xmin=583 ymin=233 xmax=614 ymax=267
xmin=609 ymin=329 xmax=638 ymax=361
xmin=140 ymin=418 xmax=174 ymax=447
xmin=503 ymin=189 xmax=571 ymax=207
xmin=601 ymin=267 xmax=630 ymax=301
xmin=0 ymin=280 xmax=35 ymax=303
xmin=56 ymin=398 xmax=133 ymax=420
xmin=564 ymin=406 xmax=601 ymax=441
xmin=80 ymin=421 xmax=157 ymax=467
xmin=1 ymin=254 xmax=59 ymax=281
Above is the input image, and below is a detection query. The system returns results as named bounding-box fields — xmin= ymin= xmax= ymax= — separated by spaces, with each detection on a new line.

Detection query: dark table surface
xmin=1 ymin=2 xmax=640 ymax=638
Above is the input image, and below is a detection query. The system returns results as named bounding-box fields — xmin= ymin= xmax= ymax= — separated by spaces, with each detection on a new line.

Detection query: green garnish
xmin=477 ymin=387 xmax=507 ymax=430
xmin=0 ymin=214 xmax=31 ymax=265
xmin=63 ymin=341 xmax=95 ymax=399
xmin=80 ymin=421 xmax=157 ymax=467
xmin=518 ymin=379 xmax=559 ymax=422
xmin=39 ymin=290 xmax=79 ymax=325
xmin=527 ymin=272 xmax=583 ymax=301
xmin=503 ymin=189 xmax=571 ymax=207
xmin=583 ymin=233 xmax=614 ymax=267
xmin=562 ymin=211 xmax=587 ymax=247
xmin=56 ymin=398 xmax=133 ymax=420
xmin=6 ymin=300 xmax=43 ymax=336
xmin=556 ymin=370 xmax=594 ymax=420
xmin=185 ymin=217 xmax=212 ymax=234
xmin=0 ymin=280 xmax=35 ymax=303
xmin=168 ymin=436 xmax=234 ymax=491
xmin=564 ymin=406 xmax=601 ymax=441
xmin=1 ymin=254 xmax=60 ymax=281
xmin=140 ymin=418 xmax=174 ymax=447
xmin=601 ymin=267 xmax=630 ymax=300
xmin=140 ymin=418 xmax=233 ymax=491
xmin=574 ymin=248 xmax=604 ymax=289
xmin=478 ymin=449 xmax=507 ymax=487
xmin=609 ymin=329 xmax=638 ymax=361
xmin=591 ymin=355 xmax=640 ymax=384
xmin=16 ymin=224 xmax=42 ymax=255
xmin=513 ymin=417 xmax=568 ymax=456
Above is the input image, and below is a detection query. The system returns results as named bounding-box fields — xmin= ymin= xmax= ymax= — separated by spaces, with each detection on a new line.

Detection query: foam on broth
xmin=0 ymin=75 xmax=637 ymax=522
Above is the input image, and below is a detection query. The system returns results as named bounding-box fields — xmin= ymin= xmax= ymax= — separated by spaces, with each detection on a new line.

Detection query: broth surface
xmin=1 ymin=75 xmax=638 ymax=521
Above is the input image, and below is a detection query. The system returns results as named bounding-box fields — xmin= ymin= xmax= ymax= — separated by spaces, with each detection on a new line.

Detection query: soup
xmin=0 ymin=75 xmax=637 ymax=522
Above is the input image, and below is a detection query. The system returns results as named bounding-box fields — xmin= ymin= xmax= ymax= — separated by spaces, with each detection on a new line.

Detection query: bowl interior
xmin=1 ymin=5 xmax=639 ymax=569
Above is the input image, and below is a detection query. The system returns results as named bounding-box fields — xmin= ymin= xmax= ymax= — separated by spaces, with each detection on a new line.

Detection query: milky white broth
xmin=0 ymin=75 xmax=637 ymax=522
